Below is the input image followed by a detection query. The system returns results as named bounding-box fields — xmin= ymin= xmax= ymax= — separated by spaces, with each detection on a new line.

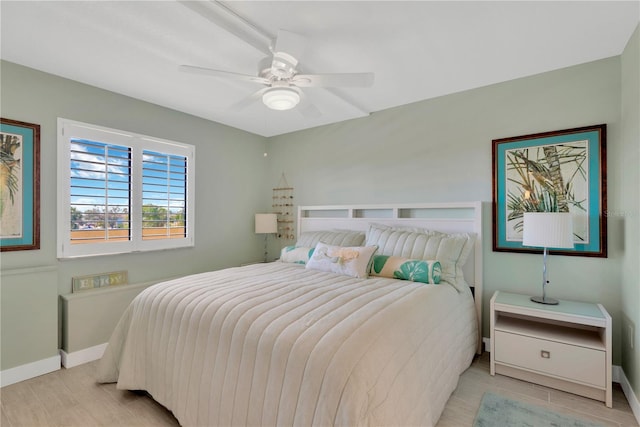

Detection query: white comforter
xmin=97 ymin=262 xmax=477 ymax=426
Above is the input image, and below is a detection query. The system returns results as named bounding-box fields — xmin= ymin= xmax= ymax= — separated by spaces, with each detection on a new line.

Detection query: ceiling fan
xmin=179 ymin=30 xmax=374 ymax=117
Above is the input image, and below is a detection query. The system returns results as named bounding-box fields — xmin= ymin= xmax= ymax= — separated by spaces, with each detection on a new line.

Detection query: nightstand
xmin=490 ymin=291 xmax=612 ymax=407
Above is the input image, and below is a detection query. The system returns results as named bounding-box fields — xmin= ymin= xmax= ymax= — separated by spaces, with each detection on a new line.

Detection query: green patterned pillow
xmin=370 ymin=255 xmax=442 ymax=284
xmin=279 ymin=246 xmax=315 ymax=264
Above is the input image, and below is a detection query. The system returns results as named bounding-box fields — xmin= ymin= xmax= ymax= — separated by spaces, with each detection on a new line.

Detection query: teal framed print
xmin=1 ymin=118 xmax=40 ymax=251
xmin=492 ymin=124 xmax=607 ymax=257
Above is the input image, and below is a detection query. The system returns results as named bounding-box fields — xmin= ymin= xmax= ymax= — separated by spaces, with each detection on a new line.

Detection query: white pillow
xmin=295 ymin=230 xmax=365 ymax=248
xmin=365 ymin=223 xmax=475 ymax=290
xmin=305 ymin=242 xmax=378 ymax=279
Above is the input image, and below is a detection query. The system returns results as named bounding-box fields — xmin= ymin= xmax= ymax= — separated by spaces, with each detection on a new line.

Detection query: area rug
xmin=473 ymin=392 xmax=605 ymax=427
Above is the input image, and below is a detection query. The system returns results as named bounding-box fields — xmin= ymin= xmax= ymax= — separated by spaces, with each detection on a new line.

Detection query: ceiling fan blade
xmin=177 ymin=1 xmax=272 ymax=57
xmin=272 ymin=29 xmax=306 ymax=61
xmin=291 ymin=72 xmax=375 ymax=88
xmin=229 ymin=87 xmax=271 ymax=112
xmin=179 ymin=65 xmax=270 ymax=85
xmin=297 ymin=91 xmax=322 ymax=119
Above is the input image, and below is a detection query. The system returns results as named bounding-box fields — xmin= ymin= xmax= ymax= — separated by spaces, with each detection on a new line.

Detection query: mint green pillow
xmin=279 ymin=245 xmax=315 ymax=265
xmin=371 ymin=255 xmax=441 ymax=284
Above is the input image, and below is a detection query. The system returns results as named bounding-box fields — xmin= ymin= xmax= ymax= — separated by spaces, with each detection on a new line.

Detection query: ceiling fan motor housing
xmin=271 ymin=51 xmax=298 ymax=78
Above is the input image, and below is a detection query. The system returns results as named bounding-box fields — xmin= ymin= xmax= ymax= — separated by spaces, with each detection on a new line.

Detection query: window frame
xmin=57 ymin=118 xmax=195 ymax=258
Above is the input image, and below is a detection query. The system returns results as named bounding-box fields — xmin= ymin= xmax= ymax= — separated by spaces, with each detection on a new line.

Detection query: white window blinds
xmin=69 ymin=139 xmax=131 ymax=244
xmin=58 ymin=119 xmax=194 ymax=258
xmin=142 ymin=150 xmax=187 ymax=240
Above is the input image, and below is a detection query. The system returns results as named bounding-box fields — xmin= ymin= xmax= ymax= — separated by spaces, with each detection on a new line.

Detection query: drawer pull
xmin=540 ymin=350 xmax=551 ymax=359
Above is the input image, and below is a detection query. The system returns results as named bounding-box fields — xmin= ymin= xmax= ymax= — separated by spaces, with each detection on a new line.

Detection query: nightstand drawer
xmin=494 ymin=330 xmax=605 ymax=387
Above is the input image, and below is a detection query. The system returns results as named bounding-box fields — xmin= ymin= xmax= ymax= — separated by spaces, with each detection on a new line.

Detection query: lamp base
xmin=530 ymin=296 xmax=559 ymax=305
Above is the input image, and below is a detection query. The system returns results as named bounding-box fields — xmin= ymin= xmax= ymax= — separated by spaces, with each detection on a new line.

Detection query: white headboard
xmin=298 ymin=202 xmax=483 ymax=354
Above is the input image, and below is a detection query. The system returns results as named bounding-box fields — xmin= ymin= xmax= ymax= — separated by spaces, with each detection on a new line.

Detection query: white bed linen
xmin=97 ymin=262 xmax=477 ymax=426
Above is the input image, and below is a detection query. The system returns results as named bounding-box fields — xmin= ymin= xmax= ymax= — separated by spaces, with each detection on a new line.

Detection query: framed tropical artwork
xmin=1 ymin=118 xmax=40 ymax=251
xmin=492 ymin=124 xmax=607 ymax=257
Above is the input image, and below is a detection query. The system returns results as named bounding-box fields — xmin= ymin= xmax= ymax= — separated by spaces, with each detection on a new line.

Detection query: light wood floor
xmin=1 ymin=352 xmax=638 ymax=426
xmin=437 ymin=353 xmax=638 ymax=427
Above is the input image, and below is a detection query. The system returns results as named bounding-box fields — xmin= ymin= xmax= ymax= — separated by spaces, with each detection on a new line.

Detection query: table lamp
xmin=522 ymin=212 xmax=574 ymax=305
xmin=255 ymin=213 xmax=278 ymax=262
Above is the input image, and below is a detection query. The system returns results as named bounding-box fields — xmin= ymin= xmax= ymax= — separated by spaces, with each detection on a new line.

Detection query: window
xmin=57 ymin=119 xmax=194 ymax=258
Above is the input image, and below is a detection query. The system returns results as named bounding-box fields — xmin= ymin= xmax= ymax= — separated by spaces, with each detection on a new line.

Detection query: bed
xmin=97 ymin=202 xmax=483 ymax=426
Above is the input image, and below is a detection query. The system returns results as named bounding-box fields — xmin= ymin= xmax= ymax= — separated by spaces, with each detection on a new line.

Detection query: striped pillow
xmin=296 ymin=230 xmax=365 ymax=248
xmin=365 ymin=223 xmax=475 ymax=290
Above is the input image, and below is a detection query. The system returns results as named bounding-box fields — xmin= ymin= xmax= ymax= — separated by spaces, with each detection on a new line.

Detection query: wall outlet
xmin=628 ymin=323 xmax=635 ymax=350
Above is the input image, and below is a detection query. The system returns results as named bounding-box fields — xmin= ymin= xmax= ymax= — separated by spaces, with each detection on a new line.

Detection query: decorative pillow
xmin=295 ymin=230 xmax=365 ymax=248
xmin=365 ymin=223 xmax=475 ymax=291
xmin=279 ymin=245 xmax=315 ymax=265
xmin=305 ymin=243 xmax=378 ymax=279
xmin=370 ymin=255 xmax=441 ymax=284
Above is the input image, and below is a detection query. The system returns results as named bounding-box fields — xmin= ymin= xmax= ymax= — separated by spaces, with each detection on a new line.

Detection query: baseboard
xmin=0 ymin=355 xmax=61 ymax=387
xmin=615 ymin=365 xmax=640 ymax=425
xmin=60 ymin=343 xmax=108 ymax=368
xmin=483 ymin=337 xmax=640 ymax=424
xmin=482 ymin=337 xmax=490 ymax=352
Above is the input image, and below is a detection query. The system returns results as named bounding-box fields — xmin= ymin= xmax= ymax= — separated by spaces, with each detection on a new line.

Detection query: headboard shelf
xmin=298 ymin=201 xmax=484 ymax=354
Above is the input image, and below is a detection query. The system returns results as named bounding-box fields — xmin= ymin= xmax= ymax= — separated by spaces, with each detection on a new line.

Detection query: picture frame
xmin=492 ymin=124 xmax=607 ymax=257
xmin=1 ymin=118 xmax=40 ymax=251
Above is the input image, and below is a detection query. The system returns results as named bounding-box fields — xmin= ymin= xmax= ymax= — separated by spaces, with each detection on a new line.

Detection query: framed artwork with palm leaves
xmin=492 ymin=124 xmax=607 ymax=257
xmin=1 ymin=118 xmax=40 ymax=251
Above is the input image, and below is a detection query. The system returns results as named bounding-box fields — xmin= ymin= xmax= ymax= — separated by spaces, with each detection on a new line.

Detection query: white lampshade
xmin=255 ymin=213 xmax=278 ymax=234
xmin=522 ymin=212 xmax=574 ymax=249
xmin=262 ymin=87 xmax=300 ymax=110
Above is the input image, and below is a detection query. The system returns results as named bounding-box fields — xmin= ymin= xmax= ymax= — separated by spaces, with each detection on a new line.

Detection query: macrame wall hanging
xmin=272 ymin=173 xmax=295 ymax=240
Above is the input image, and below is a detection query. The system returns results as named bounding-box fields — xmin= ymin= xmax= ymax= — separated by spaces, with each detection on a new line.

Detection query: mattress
xmin=97 ymin=262 xmax=477 ymax=426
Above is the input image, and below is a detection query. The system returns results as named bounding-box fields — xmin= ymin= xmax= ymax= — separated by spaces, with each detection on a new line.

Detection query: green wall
xmin=266 ymin=56 xmax=627 ymax=364
xmin=0 ymin=60 xmax=269 ymax=371
xmin=620 ymin=24 xmax=640 ymax=400
xmin=1 ymin=25 xmax=638 ymax=405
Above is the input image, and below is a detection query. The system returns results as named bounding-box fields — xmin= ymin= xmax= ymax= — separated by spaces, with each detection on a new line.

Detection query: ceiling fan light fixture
xmin=262 ymin=87 xmax=300 ymax=110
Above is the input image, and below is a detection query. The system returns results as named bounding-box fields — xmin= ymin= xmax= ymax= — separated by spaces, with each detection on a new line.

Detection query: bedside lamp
xmin=522 ymin=212 xmax=574 ymax=305
xmin=255 ymin=213 xmax=278 ymax=262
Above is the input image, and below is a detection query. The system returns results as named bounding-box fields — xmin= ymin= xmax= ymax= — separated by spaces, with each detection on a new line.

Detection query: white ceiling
xmin=2 ymin=1 xmax=638 ymax=137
